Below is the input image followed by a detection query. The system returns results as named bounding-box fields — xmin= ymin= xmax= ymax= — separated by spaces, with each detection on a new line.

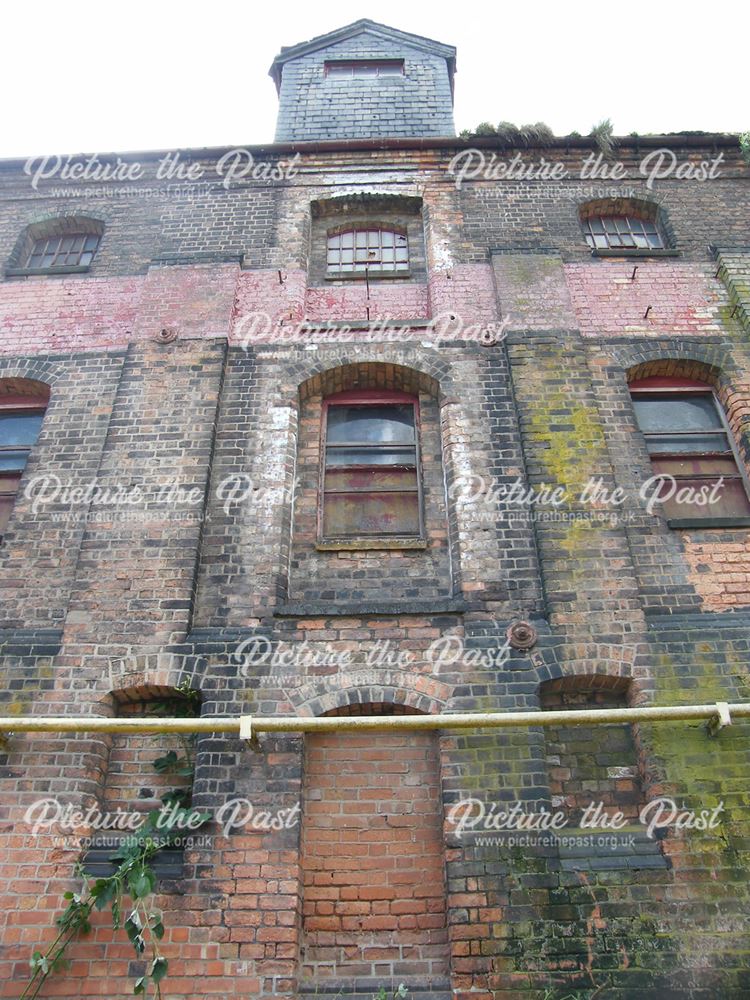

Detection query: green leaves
xmin=151 ymin=957 xmax=168 ymax=983
xmin=129 ymin=866 xmax=156 ymax=899
xmin=25 ymin=702 xmax=199 ymax=1000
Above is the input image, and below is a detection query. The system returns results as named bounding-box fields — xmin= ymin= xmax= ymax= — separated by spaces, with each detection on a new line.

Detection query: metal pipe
xmin=0 ymin=701 xmax=747 ymax=735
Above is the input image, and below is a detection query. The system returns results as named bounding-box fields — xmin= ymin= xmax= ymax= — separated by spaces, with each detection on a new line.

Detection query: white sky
xmin=2 ymin=0 xmax=748 ymax=160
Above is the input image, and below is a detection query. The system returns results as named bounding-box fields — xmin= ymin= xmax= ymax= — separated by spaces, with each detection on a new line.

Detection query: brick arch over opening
xmin=577 ymin=194 xmax=675 ymax=248
xmin=102 ymin=653 xmax=204 ymax=703
xmin=0 ymin=377 xmax=51 ymax=402
xmin=624 ymin=355 xmax=750 ymax=467
xmin=298 ymin=359 xmax=442 ymax=404
xmin=7 ymin=214 xmax=105 ymax=269
xmin=0 ymin=357 xmax=70 ymax=392
xmin=540 ymin=672 xmax=639 ymax=706
xmin=289 ymin=672 xmax=452 ymax=719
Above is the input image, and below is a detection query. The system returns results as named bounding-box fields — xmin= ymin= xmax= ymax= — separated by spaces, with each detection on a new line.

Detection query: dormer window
xmin=324 ymin=60 xmax=404 ymax=77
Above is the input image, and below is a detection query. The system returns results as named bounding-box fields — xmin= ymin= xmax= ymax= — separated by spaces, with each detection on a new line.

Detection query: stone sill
xmin=591 ymin=248 xmax=681 ymax=259
xmin=316 ymin=537 xmax=427 ymax=551
xmin=274 ymin=598 xmax=466 ymax=617
xmin=324 ymin=269 xmax=413 ymax=281
xmin=5 ymin=264 xmax=91 ymax=277
xmin=668 ymin=516 xmax=750 ymax=529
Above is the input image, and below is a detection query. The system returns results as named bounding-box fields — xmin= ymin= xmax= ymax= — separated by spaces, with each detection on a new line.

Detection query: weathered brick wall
xmin=0 ymin=136 xmax=749 ymax=1000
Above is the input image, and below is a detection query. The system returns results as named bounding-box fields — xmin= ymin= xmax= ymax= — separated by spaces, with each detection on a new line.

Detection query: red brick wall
xmin=300 ymin=728 xmax=448 ymax=983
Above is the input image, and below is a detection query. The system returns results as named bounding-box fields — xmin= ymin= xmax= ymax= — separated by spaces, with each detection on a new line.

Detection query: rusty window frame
xmin=326 ymin=226 xmax=409 ymax=273
xmin=584 ymin=215 xmax=665 ymax=250
xmin=629 ymin=378 xmax=750 ymax=523
xmin=25 ymin=232 xmax=100 ymax=269
xmin=318 ymin=390 xmax=424 ymax=541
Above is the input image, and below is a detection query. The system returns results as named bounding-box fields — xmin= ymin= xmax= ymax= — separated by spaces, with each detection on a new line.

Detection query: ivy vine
xmin=23 ymin=683 xmax=208 ymax=999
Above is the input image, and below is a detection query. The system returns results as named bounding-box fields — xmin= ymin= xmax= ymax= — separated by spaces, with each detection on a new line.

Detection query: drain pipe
xmin=0 ymin=701 xmax=744 ymax=741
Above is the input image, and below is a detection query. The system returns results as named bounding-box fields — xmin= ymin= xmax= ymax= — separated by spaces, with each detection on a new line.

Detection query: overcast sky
xmin=2 ymin=0 xmax=747 ymax=159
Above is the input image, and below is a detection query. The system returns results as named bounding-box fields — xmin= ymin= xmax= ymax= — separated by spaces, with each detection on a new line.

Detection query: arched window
xmin=629 ymin=375 xmax=750 ymax=525
xmin=319 ymin=389 xmax=422 ymax=541
xmin=326 ymin=225 xmax=409 ymax=274
xmin=6 ymin=216 xmax=103 ymax=275
xmin=0 ymin=380 xmax=50 ymax=539
xmin=579 ymin=199 xmax=670 ymax=253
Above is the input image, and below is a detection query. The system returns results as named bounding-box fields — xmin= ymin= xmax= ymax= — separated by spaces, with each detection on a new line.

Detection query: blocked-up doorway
xmin=300 ymin=704 xmax=449 ymax=988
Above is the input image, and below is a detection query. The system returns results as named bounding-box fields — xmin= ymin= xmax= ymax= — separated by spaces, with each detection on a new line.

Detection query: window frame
xmin=0 ymin=394 xmax=48 ymax=541
xmin=324 ymin=59 xmax=405 ymax=78
xmin=317 ymin=389 xmax=426 ymax=548
xmin=584 ymin=215 xmax=666 ymax=252
xmin=5 ymin=217 xmax=104 ymax=277
xmin=25 ymin=232 xmax=101 ymax=271
xmin=325 ymin=225 xmax=411 ymax=280
xmin=629 ymin=376 xmax=750 ymax=528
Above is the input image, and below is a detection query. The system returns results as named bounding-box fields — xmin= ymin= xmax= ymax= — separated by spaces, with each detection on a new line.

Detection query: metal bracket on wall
xmin=706 ymin=701 xmax=732 ymax=738
xmin=239 ymin=716 xmax=262 ymax=752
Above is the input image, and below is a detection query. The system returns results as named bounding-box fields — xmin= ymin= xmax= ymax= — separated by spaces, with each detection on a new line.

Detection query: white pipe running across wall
xmin=0 ymin=701 xmax=745 ymax=737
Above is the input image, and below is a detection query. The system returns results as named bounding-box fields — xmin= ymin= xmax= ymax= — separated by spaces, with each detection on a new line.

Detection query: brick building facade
xmin=1 ymin=18 xmax=749 ymax=1000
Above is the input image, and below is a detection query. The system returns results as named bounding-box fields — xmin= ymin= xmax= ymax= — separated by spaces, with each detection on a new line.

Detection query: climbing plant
xmin=23 ymin=683 xmax=208 ymax=999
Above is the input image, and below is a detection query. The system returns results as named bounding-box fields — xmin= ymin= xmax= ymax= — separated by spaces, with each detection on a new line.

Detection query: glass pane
xmin=340 ymin=232 xmax=353 ymax=249
xmin=0 ymin=450 xmax=30 ymax=471
xmin=381 ymin=231 xmax=394 ymax=248
xmin=326 ymin=468 xmax=418 ymax=492
xmin=84 ymin=235 xmax=99 ymax=251
xmin=355 ymin=231 xmax=368 ymax=248
xmin=632 ymin=395 xmax=722 ymax=433
xmin=589 ymin=219 xmax=605 ymax=233
xmin=327 ymin=405 xmax=415 ymax=444
xmin=80 ymin=252 xmax=93 ymax=266
xmin=645 ymin=433 xmax=729 ymax=455
xmin=355 ymin=65 xmax=379 ymax=76
xmin=326 ymin=446 xmax=417 ymax=467
xmin=0 ymin=412 xmax=44 ymax=447
xmin=323 ymin=491 xmax=420 ymax=536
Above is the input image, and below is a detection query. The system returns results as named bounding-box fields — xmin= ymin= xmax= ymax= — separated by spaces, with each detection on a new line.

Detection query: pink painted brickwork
xmin=565 ymin=262 xmax=727 ymax=337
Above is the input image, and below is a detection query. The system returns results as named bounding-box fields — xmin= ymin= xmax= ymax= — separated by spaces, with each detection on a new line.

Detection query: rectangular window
xmin=324 ymin=60 xmax=404 ymax=77
xmin=26 ymin=233 xmax=100 ymax=269
xmin=327 ymin=227 xmax=409 ymax=274
xmin=0 ymin=407 xmax=46 ymax=537
xmin=584 ymin=216 xmax=664 ymax=251
xmin=320 ymin=396 xmax=422 ymax=540
xmin=631 ymin=388 xmax=750 ymax=523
